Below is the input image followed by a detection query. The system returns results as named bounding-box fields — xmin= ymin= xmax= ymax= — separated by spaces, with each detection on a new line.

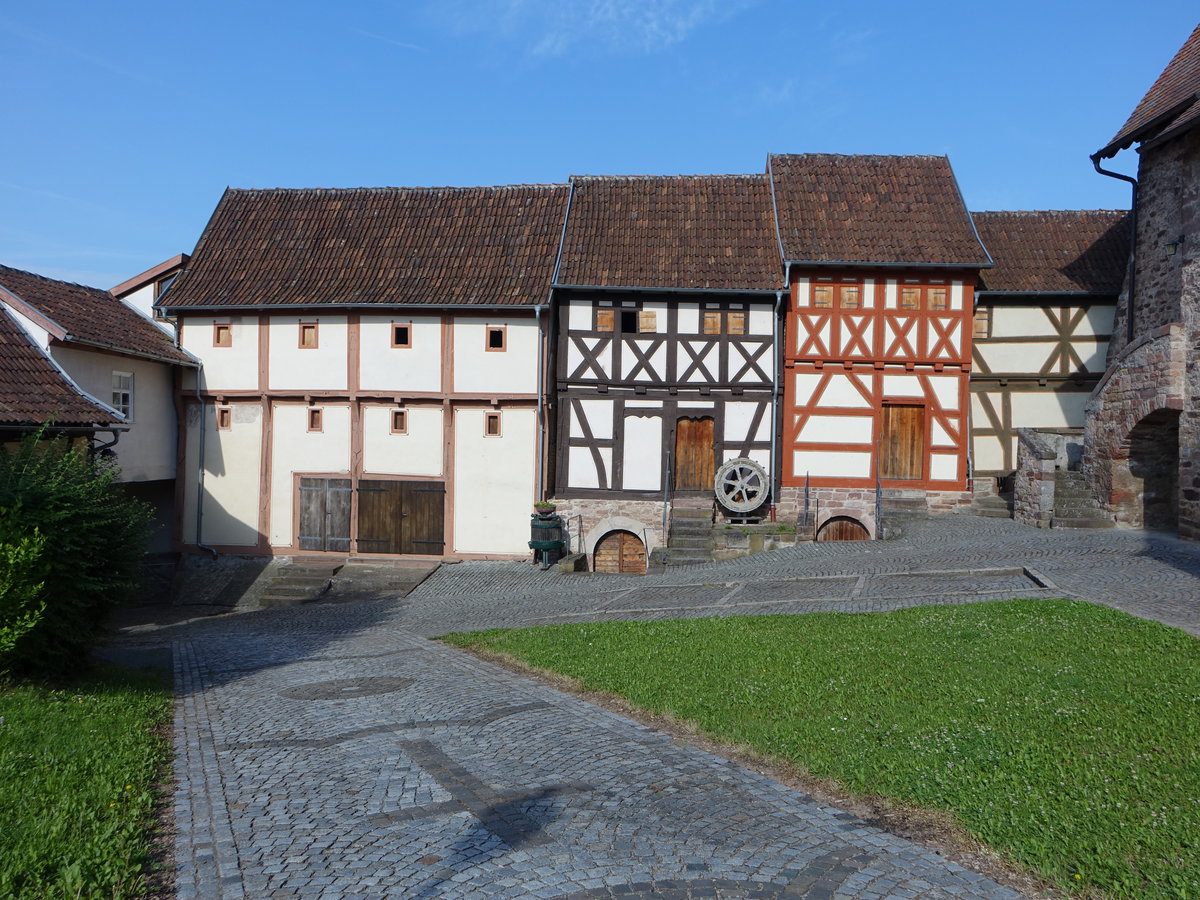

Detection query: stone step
xmin=660 ymin=550 xmax=713 ymax=566
xmin=668 ymin=535 xmax=712 ymax=550
xmin=880 ymin=499 xmax=927 ymax=512
xmin=671 ymin=507 xmax=712 ymax=519
xmin=971 ymin=507 xmax=1013 ymax=518
xmin=669 ymin=522 xmax=713 ymax=537
xmin=1051 ymin=516 xmax=1116 ymax=529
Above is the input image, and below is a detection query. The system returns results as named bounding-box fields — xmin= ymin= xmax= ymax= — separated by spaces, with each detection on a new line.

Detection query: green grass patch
xmin=443 ymin=599 xmax=1200 ymax=899
xmin=0 ymin=664 xmax=173 ymax=899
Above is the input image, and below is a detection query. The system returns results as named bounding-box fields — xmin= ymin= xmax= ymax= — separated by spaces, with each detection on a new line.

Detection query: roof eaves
xmin=784 ymin=258 xmax=994 ymax=269
xmin=1094 ymin=95 xmax=1200 ymax=159
xmin=551 ymin=283 xmax=779 ymax=295
xmin=57 ymin=334 xmax=200 ymax=368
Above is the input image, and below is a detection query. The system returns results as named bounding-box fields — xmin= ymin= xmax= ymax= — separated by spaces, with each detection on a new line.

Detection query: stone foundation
xmin=1013 ymin=430 xmax=1058 ymax=528
xmin=552 ymin=498 xmax=667 ymax=560
xmin=712 ymin=523 xmax=805 ymax=561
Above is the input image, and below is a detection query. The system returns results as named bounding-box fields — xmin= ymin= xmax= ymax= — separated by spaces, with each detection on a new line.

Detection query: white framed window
xmin=112 ymin=372 xmax=133 ymax=420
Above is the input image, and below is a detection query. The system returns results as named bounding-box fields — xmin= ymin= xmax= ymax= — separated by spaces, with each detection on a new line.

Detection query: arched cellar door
xmin=593 ymin=530 xmax=647 ymax=575
xmin=816 ymin=516 xmax=870 ymax=542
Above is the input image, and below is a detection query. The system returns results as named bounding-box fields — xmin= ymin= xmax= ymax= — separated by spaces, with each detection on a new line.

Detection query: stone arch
xmin=584 ymin=516 xmax=654 ymax=556
xmin=1113 ymin=408 xmax=1181 ymax=529
xmin=816 ymin=514 xmax=873 ymax=542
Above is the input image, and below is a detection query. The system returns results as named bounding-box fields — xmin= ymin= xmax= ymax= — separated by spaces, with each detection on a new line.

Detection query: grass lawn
xmin=0 ymin=664 xmax=173 ymax=899
xmin=443 ymin=598 xmax=1200 ymax=900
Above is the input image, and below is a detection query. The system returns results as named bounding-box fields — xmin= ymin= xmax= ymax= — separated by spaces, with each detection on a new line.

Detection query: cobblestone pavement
xmin=163 ymin=517 xmax=1200 ymax=898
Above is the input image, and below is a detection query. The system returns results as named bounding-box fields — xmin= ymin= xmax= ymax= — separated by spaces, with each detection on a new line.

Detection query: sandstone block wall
xmin=1013 ymin=430 xmax=1058 ymax=528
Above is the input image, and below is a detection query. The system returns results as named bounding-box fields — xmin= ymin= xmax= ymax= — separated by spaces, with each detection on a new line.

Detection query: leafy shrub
xmin=0 ymin=434 xmax=150 ymax=676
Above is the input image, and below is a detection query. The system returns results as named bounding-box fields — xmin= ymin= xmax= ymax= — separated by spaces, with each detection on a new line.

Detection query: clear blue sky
xmin=3 ymin=2 xmax=1196 ymax=288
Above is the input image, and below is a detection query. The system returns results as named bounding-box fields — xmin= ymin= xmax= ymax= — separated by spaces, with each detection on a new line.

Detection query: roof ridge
xmin=226 ymin=183 xmax=569 ymax=196
xmin=568 ymin=173 xmax=764 ymax=181
xmin=972 ymin=209 xmax=1129 ymax=216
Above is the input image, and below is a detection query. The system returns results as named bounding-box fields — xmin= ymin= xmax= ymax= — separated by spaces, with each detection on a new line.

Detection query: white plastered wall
xmin=453 ymin=407 xmax=536 ymax=553
xmin=359 ymin=315 xmax=441 ymax=392
xmin=268 ymin=404 xmax=352 ymax=546
xmin=51 ymin=346 xmax=177 ymax=482
xmin=453 ymin=317 xmax=538 ymax=394
xmin=269 ymin=315 xmax=348 ymax=391
xmin=182 ymin=403 xmax=262 ymax=546
xmin=181 ymin=316 xmax=259 ymax=390
xmin=362 ymin=406 xmax=443 ymax=476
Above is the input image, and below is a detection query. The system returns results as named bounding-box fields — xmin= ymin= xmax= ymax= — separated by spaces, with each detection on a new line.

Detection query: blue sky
xmin=3 ymin=2 xmax=1196 ymax=288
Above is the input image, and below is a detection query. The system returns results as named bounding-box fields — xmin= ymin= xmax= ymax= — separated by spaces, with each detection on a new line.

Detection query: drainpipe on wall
xmin=1090 ymin=153 xmax=1138 ymax=344
xmin=535 ymin=304 xmax=546 ymax=501
xmin=771 ymin=262 xmax=791 ymax=511
xmin=194 ymin=378 xmax=218 ymax=560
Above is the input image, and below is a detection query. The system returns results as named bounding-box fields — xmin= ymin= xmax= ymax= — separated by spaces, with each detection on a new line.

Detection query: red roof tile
xmin=0 ymin=264 xmax=193 ymax=366
xmin=0 ymin=305 xmax=118 ymax=428
xmin=1099 ymin=24 xmax=1200 ymax=157
xmin=555 ymin=175 xmax=782 ymax=291
xmin=973 ymin=210 xmax=1131 ymax=294
xmin=163 ymin=185 xmax=570 ymax=309
xmin=768 ymin=153 xmax=991 ymax=268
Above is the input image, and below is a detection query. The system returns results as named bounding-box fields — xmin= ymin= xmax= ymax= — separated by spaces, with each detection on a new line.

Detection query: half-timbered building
xmin=157 ymin=185 xmax=569 ymax=558
xmin=551 ymin=174 xmax=783 ymax=569
xmin=969 ymin=211 xmax=1129 ymax=479
xmin=770 ymin=154 xmax=993 ymax=536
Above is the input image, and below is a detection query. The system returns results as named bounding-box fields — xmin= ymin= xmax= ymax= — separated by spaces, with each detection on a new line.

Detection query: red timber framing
xmin=782 ymin=272 xmax=974 ymax=490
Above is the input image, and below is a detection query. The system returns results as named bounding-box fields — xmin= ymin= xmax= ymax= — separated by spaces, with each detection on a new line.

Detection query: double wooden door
xmin=593 ymin=530 xmax=647 ymax=574
xmin=298 ymin=477 xmax=444 ymax=555
xmin=674 ymin=416 xmax=715 ymax=491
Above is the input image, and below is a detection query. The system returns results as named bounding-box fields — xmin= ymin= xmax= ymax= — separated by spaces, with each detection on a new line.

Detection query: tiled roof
xmin=0 ymin=305 xmax=118 ymax=428
xmin=1099 ymin=24 xmax=1200 ymax=157
xmin=555 ymin=175 xmax=782 ymax=291
xmin=768 ymin=153 xmax=991 ymax=268
xmin=163 ymin=185 xmax=571 ymax=309
xmin=0 ymin=264 xmax=194 ymax=365
xmin=973 ymin=210 xmax=1131 ymax=294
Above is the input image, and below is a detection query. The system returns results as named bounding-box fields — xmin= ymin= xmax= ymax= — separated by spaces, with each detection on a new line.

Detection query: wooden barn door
xmin=674 ymin=417 xmax=715 ymax=491
xmin=297 ymin=477 xmax=352 ymax=552
xmin=356 ymin=480 xmax=445 ymax=555
xmin=880 ymin=404 xmax=924 ymax=481
xmin=593 ymin=531 xmax=647 ymax=574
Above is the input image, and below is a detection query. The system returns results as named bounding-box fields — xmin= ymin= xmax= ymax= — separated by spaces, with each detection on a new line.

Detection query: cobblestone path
xmin=165 ymin=517 xmax=1200 ymax=898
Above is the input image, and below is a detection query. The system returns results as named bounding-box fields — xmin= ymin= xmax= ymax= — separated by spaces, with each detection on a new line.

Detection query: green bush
xmin=0 ymin=434 xmax=150 ymax=676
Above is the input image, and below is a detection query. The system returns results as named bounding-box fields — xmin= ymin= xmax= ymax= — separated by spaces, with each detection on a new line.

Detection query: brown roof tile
xmin=555 ymin=174 xmax=782 ymax=291
xmin=0 ymin=264 xmax=193 ymax=365
xmin=973 ymin=210 xmax=1131 ymax=294
xmin=1100 ymin=24 xmax=1200 ymax=157
xmin=164 ymin=185 xmax=570 ymax=309
xmin=0 ymin=305 xmax=118 ymax=427
xmin=768 ymin=153 xmax=991 ymax=268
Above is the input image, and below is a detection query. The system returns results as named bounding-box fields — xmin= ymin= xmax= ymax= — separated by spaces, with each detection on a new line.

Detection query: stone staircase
xmin=258 ymin=558 xmax=344 ymax=607
xmin=879 ymin=488 xmax=928 ymax=518
xmin=1051 ymin=471 xmax=1115 ymax=529
xmin=966 ymin=491 xmax=1014 ymax=518
xmin=654 ymin=507 xmax=715 ymax=567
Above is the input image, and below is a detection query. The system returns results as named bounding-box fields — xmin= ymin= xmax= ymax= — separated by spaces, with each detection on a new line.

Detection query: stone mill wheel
xmin=714 ymin=458 xmax=769 ymax=515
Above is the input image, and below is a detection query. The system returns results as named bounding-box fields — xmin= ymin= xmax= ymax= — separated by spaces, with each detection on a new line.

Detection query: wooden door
xmin=817 ymin=517 xmax=870 ymax=542
xmin=593 ymin=530 xmax=646 ymax=574
xmin=356 ymin=480 xmax=445 ymax=555
xmin=298 ymin=477 xmax=352 ymax=552
xmin=880 ymin=404 xmax=924 ymax=481
xmin=674 ymin=417 xmax=715 ymax=491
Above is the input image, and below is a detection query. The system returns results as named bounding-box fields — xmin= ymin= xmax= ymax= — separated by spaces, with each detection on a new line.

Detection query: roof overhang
xmin=1093 ymin=95 xmax=1200 ymax=160
xmin=110 ymin=253 xmax=190 ymax=298
xmin=784 ymin=259 xmax=993 ymax=270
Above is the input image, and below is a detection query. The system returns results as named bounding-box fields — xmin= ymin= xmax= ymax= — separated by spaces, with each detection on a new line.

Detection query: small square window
xmin=391 ymin=409 xmax=408 ymax=434
xmin=973 ymin=307 xmax=992 ymax=339
xmin=111 ymin=371 xmax=133 ymax=420
xmin=812 ymin=286 xmax=833 ymax=309
xmin=841 ymin=286 xmax=861 ymax=309
xmin=727 ymin=312 xmax=746 ymax=335
xmin=486 ymin=326 xmax=507 ymax=352
xmin=595 ymin=309 xmax=614 ymax=332
xmin=213 ymin=323 xmax=232 ymax=347
xmin=299 ymin=323 xmax=318 ymax=348
xmin=927 ymin=288 xmax=948 ymax=311
xmin=307 ymin=408 xmax=323 ymax=432
xmin=638 ymin=310 xmax=657 ymax=333
xmin=216 ymin=407 xmax=232 ymax=430
xmin=619 ymin=309 xmax=638 ymax=332
xmin=900 ymin=288 xmax=921 ymax=310
xmin=392 ymin=323 xmax=412 ymax=348
xmin=484 ymin=411 xmax=502 ymax=437
xmin=702 ymin=311 xmax=721 ymax=335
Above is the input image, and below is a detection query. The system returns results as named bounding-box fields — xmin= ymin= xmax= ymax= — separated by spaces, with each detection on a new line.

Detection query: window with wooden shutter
xmin=299 ymin=322 xmax=318 ymax=348
xmin=900 ymin=288 xmax=920 ymax=310
xmin=213 ymin=323 xmax=232 ymax=347
xmin=638 ymin=310 xmax=657 ymax=333
xmin=813 ymin=285 xmax=833 ymax=308
xmin=973 ymin=306 xmax=992 ymax=339
xmin=927 ymin=288 xmax=948 ymax=311
xmin=595 ymin=308 xmax=614 ymax=332
xmin=702 ymin=311 xmax=721 ymax=334
xmin=727 ymin=311 xmax=746 ymax=335
xmin=840 ymin=286 xmax=861 ymax=309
